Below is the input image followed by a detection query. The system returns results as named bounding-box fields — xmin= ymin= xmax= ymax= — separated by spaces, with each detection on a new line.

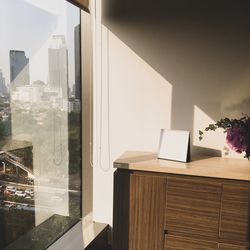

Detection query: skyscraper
xmin=74 ymin=24 xmax=81 ymax=99
xmin=9 ymin=50 xmax=30 ymax=89
xmin=0 ymin=69 xmax=7 ymax=96
xmin=48 ymin=35 xmax=68 ymax=99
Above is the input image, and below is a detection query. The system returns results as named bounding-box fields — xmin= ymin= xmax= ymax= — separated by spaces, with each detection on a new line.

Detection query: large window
xmin=0 ymin=1 xmax=82 ymax=248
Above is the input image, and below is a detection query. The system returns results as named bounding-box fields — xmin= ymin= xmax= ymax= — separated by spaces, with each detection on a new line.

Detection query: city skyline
xmin=0 ymin=0 xmax=79 ymax=88
xmin=0 ymin=1 xmax=82 ymax=248
xmin=48 ymin=35 xmax=69 ymax=99
xmin=74 ymin=24 xmax=81 ymax=100
xmin=0 ymin=69 xmax=7 ymax=96
xmin=10 ymin=50 xmax=30 ymax=89
xmin=0 ymin=28 xmax=80 ymax=99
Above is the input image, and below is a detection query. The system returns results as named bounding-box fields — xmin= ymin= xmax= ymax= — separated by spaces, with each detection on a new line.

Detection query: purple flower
xmin=200 ymin=115 xmax=250 ymax=159
xmin=226 ymin=127 xmax=247 ymax=153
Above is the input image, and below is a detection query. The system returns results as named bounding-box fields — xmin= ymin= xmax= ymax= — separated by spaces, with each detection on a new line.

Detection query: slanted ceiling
xmin=67 ymin=0 xmax=90 ymax=12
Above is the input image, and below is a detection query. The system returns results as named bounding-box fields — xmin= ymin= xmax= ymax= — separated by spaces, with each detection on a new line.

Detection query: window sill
xmin=4 ymin=215 xmax=80 ymax=250
xmin=3 ymin=213 xmax=110 ymax=250
xmin=48 ymin=213 xmax=110 ymax=250
xmin=82 ymin=212 xmax=109 ymax=248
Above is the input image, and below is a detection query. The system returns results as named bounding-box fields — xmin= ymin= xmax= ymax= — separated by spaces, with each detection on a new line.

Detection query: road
xmin=0 ymin=179 xmax=80 ymax=193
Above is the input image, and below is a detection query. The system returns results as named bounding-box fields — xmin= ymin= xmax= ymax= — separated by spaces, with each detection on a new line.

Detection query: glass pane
xmin=0 ymin=0 xmax=81 ymax=248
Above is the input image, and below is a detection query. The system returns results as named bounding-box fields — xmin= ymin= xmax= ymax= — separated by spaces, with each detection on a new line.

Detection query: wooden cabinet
xmin=220 ymin=182 xmax=250 ymax=242
xmin=164 ymin=235 xmax=217 ymax=250
xmin=113 ymin=171 xmax=130 ymax=250
xmin=129 ymin=174 xmax=167 ymax=250
xmin=166 ymin=176 xmax=221 ymax=239
xmin=113 ymin=171 xmax=166 ymax=250
xmin=219 ymin=243 xmax=250 ymax=250
xmin=113 ymin=169 xmax=250 ymax=250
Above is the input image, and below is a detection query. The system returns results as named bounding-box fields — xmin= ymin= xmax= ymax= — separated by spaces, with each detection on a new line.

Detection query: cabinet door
xmin=220 ymin=182 xmax=250 ymax=242
xmin=219 ymin=243 xmax=250 ymax=250
xmin=113 ymin=171 xmax=167 ymax=250
xmin=166 ymin=176 xmax=222 ymax=239
xmin=164 ymin=235 xmax=218 ymax=250
xmin=113 ymin=171 xmax=130 ymax=250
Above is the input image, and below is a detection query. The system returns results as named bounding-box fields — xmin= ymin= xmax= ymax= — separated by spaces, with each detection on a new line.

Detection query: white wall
xmin=93 ymin=0 xmax=250 ymax=226
xmin=93 ymin=0 xmax=172 ymax=225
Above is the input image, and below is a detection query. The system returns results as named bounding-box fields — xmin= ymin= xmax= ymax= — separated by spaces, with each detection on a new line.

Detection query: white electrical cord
xmin=91 ymin=0 xmax=111 ymax=172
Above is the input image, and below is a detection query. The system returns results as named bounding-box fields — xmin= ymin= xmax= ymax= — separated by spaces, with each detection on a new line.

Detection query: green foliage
xmin=199 ymin=115 xmax=250 ymax=160
xmin=0 ymin=118 xmax=11 ymax=138
xmin=68 ymin=112 xmax=81 ymax=175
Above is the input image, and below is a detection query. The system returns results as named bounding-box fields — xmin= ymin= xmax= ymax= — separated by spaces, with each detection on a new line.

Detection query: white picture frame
xmin=158 ymin=129 xmax=190 ymax=162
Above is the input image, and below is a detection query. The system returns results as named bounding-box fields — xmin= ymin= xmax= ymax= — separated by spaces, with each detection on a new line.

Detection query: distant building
xmin=11 ymin=84 xmax=44 ymax=103
xmin=32 ymin=80 xmax=45 ymax=87
xmin=9 ymin=50 xmax=30 ymax=89
xmin=70 ymin=84 xmax=76 ymax=99
xmin=48 ymin=35 xmax=68 ymax=99
xmin=74 ymin=24 xmax=81 ymax=99
xmin=0 ymin=70 xmax=7 ymax=96
xmin=68 ymin=98 xmax=81 ymax=112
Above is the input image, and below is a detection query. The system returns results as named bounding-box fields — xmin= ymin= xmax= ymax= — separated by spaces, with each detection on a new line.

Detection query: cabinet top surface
xmin=114 ymin=151 xmax=250 ymax=181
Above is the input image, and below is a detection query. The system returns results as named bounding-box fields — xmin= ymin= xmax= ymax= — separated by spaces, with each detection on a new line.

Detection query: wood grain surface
xmin=129 ymin=174 xmax=167 ymax=250
xmin=219 ymin=243 xmax=250 ymax=250
xmin=114 ymin=151 xmax=250 ymax=181
xmin=113 ymin=166 xmax=250 ymax=250
xmin=113 ymin=171 xmax=167 ymax=250
xmin=220 ymin=182 xmax=250 ymax=242
xmin=165 ymin=176 xmax=222 ymax=239
xmin=164 ymin=235 xmax=218 ymax=250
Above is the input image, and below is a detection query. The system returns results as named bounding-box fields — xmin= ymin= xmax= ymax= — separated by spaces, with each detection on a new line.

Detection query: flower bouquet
xmin=199 ymin=115 xmax=250 ymax=160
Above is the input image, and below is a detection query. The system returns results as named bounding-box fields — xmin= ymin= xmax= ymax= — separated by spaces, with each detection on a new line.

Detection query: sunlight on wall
xmin=108 ymin=29 xmax=172 ymax=154
xmin=193 ymin=105 xmax=225 ymax=151
xmin=94 ymin=0 xmax=250 ymax=228
xmin=193 ymin=105 xmax=246 ymax=159
xmin=93 ymin=24 xmax=172 ymax=224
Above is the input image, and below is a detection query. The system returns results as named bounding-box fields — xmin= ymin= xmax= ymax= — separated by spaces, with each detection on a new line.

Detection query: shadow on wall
xmin=225 ymin=97 xmax=250 ymax=116
xmin=102 ymin=0 xmax=250 ymax=157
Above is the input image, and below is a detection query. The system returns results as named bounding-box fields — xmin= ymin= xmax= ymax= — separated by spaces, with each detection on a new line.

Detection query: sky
xmin=0 ymin=0 xmax=80 ymax=88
